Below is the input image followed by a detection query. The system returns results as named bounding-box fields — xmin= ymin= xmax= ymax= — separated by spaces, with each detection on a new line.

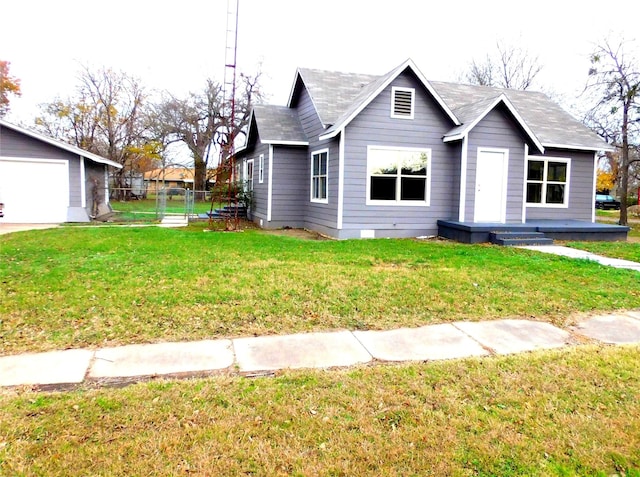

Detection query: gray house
xmin=236 ymin=59 xmax=623 ymax=242
xmin=0 ymin=119 xmax=122 ymax=224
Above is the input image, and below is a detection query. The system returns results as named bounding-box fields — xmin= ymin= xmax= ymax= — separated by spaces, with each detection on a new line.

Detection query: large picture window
xmin=311 ymin=149 xmax=328 ymax=203
xmin=526 ymin=157 xmax=569 ymax=207
xmin=367 ymin=146 xmax=430 ymax=205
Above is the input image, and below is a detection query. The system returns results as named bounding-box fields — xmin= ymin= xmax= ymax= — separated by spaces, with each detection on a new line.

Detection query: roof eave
xmin=261 ymin=139 xmax=309 ymax=146
xmin=542 ymin=142 xmax=615 ymax=152
xmin=0 ymin=119 xmax=123 ymax=168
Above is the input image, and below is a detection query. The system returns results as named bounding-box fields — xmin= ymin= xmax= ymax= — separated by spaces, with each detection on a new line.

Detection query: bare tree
xmin=36 ymin=65 xmax=157 ymax=196
xmin=584 ymin=38 xmax=640 ymax=225
xmin=464 ymin=41 xmax=543 ymax=90
xmin=150 ymin=70 xmax=264 ymax=195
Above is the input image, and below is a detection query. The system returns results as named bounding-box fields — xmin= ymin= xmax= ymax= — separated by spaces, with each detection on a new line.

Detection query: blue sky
xmin=1 ymin=0 xmax=637 ymax=126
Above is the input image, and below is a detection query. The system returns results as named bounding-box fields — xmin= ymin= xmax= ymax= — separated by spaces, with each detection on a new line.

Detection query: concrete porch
xmin=437 ymin=219 xmax=630 ymax=244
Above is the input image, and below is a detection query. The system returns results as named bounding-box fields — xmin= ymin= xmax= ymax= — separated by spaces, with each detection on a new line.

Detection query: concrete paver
xmin=89 ymin=340 xmax=234 ymax=379
xmin=354 ymin=323 xmax=489 ymax=362
xmin=573 ymin=314 xmax=640 ymax=344
xmin=454 ymin=320 xmax=573 ymax=355
xmin=233 ymin=331 xmax=372 ymax=373
xmin=0 ymin=223 xmax=59 ymax=235
xmin=0 ymin=349 xmax=93 ymax=387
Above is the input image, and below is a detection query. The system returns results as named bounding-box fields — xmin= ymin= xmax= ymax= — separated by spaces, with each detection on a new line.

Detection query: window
xmin=526 ymin=157 xmax=569 ymax=206
xmin=244 ymin=159 xmax=254 ymax=191
xmin=367 ymin=146 xmax=430 ymax=205
xmin=391 ymin=87 xmax=415 ymax=119
xmin=311 ymin=149 xmax=328 ymax=203
xmin=258 ymin=154 xmax=264 ymax=184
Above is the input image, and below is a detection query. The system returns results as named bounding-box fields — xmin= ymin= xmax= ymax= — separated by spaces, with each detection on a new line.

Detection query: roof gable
xmin=0 ymin=119 xmax=123 ymax=168
xmin=319 ymin=59 xmax=460 ymax=140
xmin=431 ymin=81 xmax=610 ymax=151
xmin=237 ymin=105 xmax=308 ymax=153
xmin=442 ymin=93 xmax=545 ymax=153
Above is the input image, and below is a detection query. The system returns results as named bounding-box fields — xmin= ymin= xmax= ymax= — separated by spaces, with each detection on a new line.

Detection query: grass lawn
xmin=109 ymin=198 xmax=216 ymax=223
xmin=1 ymin=224 xmax=639 ymax=355
xmin=1 ymin=346 xmax=639 ymax=475
xmin=567 ymin=211 xmax=640 ymax=261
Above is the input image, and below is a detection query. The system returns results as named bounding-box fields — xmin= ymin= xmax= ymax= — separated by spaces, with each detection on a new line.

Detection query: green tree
xmin=0 ymin=60 xmax=22 ymax=117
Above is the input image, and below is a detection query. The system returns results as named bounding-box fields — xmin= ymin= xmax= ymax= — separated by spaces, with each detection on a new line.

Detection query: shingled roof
xmin=245 ymin=60 xmax=609 ymax=152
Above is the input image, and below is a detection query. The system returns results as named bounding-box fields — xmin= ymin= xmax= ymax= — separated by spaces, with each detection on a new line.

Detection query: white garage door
xmin=0 ymin=158 xmax=69 ymax=223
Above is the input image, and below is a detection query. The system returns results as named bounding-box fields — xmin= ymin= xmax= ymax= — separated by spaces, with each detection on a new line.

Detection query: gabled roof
xmin=430 ymin=81 xmax=610 ymax=151
xmin=0 ymin=119 xmax=123 ymax=168
xmin=237 ymin=105 xmax=308 ymax=154
xmin=318 ymin=59 xmax=460 ymax=140
xmin=244 ymin=60 xmax=610 ymax=153
xmin=288 ymin=68 xmax=380 ymax=127
xmin=442 ymin=93 xmax=545 ymax=153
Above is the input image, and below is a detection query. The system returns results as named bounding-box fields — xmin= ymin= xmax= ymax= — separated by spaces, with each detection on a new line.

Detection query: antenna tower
xmin=210 ymin=0 xmax=240 ymax=230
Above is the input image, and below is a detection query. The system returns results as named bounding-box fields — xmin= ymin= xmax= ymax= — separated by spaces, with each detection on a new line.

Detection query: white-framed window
xmin=244 ymin=158 xmax=254 ymax=191
xmin=390 ymin=87 xmax=415 ymax=119
xmin=258 ymin=154 xmax=264 ymax=184
xmin=366 ymin=146 xmax=431 ymax=205
xmin=311 ymin=149 xmax=328 ymax=203
xmin=526 ymin=156 xmax=570 ymax=207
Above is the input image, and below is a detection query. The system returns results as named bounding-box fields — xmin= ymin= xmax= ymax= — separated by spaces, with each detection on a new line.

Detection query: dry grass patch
xmin=1 ymin=346 xmax=639 ymax=475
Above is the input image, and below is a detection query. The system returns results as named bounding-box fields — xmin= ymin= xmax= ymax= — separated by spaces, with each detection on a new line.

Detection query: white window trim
xmin=310 ymin=148 xmax=329 ymax=204
xmin=258 ymin=154 xmax=264 ymax=184
xmin=390 ymin=87 xmax=415 ymax=119
xmin=366 ymin=145 xmax=431 ymax=207
xmin=526 ymin=155 xmax=571 ymax=208
xmin=245 ymin=158 xmax=254 ymax=191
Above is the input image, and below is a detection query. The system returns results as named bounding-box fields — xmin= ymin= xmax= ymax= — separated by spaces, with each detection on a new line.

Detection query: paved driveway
xmin=0 ymin=223 xmax=59 ymax=235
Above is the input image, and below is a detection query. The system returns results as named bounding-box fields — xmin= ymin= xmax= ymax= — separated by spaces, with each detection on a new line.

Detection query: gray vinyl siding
xmin=465 ymin=106 xmax=527 ymax=223
xmin=0 ymin=124 xmax=82 ymax=207
xmin=340 ymin=71 xmax=458 ymax=238
xmin=525 ymin=148 xmax=595 ymax=221
xmin=297 ymin=83 xmax=340 ymax=231
xmin=270 ymin=145 xmax=308 ymax=227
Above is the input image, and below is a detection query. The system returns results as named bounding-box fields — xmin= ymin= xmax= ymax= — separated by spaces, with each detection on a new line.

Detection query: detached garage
xmin=0 ymin=120 xmax=122 ymax=224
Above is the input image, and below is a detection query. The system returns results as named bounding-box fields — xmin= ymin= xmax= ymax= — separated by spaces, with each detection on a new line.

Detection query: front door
xmin=474 ymin=148 xmax=508 ymax=223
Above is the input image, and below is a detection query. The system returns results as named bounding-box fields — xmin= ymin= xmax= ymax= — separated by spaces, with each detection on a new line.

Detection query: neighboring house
xmin=143 ymin=167 xmax=195 ymax=193
xmin=236 ymin=59 xmax=626 ymax=242
xmin=0 ymin=119 xmax=122 ymax=224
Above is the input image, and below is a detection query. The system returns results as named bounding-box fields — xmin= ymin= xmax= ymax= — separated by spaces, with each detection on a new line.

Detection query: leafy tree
xmin=0 ymin=60 xmax=22 ymax=117
xmin=36 ymin=65 xmax=157 ymax=196
xmin=463 ymin=41 xmax=543 ymax=90
xmin=596 ymin=168 xmax=615 ymax=192
xmin=584 ymin=38 xmax=640 ymax=224
xmin=150 ymin=71 xmax=263 ymax=196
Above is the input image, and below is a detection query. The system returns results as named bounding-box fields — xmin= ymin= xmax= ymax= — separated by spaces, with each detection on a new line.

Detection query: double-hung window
xmin=526 ymin=157 xmax=570 ymax=207
xmin=311 ymin=149 xmax=328 ymax=203
xmin=367 ymin=146 xmax=431 ymax=205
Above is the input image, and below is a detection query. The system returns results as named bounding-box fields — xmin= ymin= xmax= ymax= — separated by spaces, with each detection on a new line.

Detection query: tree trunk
xmin=194 ymin=158 xmax=207 ymax=201
xmin=619 ymin=102 xmax=630 ymax=226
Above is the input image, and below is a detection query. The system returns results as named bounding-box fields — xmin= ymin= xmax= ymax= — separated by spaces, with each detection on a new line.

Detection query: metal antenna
xmin=210 ymin=0 xmax=240 ymax=230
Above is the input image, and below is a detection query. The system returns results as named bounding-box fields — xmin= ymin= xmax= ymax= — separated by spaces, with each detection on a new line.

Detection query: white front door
xmin=474 ymin=148 xmax=508 ymax=223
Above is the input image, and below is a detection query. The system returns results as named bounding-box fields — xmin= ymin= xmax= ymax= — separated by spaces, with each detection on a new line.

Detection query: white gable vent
xmin=391 ymin=87 xmax=414 ymax=119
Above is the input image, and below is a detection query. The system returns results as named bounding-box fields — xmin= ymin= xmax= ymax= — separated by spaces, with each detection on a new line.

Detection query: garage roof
xmin=0 ymin=119 xmax=123 ymax=169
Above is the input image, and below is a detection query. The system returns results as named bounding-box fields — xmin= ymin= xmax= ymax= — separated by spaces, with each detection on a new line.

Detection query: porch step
xmin=203 ymin=205 xmax=248 ymax=220
xmin=489 ymin=231 xmax=554 ymax=246
xmin=159 ymin=215 xmax=189 ymax=228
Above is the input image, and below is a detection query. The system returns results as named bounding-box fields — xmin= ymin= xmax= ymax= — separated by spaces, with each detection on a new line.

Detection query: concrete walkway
xmin=2 ymin=312 xmax=639 ymax=391
xmin=519 ymin=245 xmax=640 ymax=272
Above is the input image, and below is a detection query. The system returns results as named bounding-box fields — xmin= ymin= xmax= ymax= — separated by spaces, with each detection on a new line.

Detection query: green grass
xmin=567 ymin=240 xmax=640 ymax=262
xmin=1 ymin=225 xmax=639 ymax=355
xmin=108 ymin=198 xmax=217 ymax=223
xmin=1 ymin=346 xmax=639 ymax=476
